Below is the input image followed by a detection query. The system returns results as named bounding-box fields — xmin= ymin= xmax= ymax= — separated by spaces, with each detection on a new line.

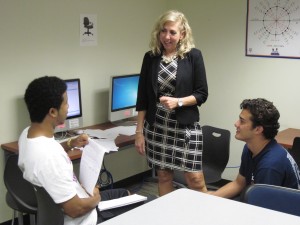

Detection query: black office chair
xmin=241 ymin=184 xmax=300 ymax=217
xmin=6 ymin=192 xmax=25 ymax=225
xmin=33 ymin=185 xmax=64 ymax=225
xmin=173 ymin=125 xmax=231 ymax=190
xmin=288 ymin=137 xmax=300 ymax=167
xmin=83 ymin=17 xmax=93 ymax=36
xmin=4 ymin=154 xmax=37 ymax=225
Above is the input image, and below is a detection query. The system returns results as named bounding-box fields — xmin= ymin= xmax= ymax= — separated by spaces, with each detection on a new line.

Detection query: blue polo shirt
xmin=239 ymin=139 xmax=300 ymax=189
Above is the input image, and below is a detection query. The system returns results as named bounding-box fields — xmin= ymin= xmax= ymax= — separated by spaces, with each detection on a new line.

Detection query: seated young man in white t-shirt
xmin=18 ymin=76 xmax=132 ymax=224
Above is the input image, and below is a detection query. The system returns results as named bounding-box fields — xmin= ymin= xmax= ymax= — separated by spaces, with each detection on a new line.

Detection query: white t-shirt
xmin=18 ymin=127 xmax=97 ymax=225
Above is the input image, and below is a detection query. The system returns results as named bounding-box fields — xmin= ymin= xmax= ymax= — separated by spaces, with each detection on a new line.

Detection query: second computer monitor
xmin=108 ymin=74 xmax=139 ymax=124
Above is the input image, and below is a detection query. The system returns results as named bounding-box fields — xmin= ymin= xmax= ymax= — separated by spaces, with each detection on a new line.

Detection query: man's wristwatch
xmin=177 ymin=98 xmax=183 ymax=107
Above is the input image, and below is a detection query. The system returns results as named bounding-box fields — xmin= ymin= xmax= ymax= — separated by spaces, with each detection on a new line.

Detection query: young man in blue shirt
xmin=211 ymin=98 xmax=300 ymax=199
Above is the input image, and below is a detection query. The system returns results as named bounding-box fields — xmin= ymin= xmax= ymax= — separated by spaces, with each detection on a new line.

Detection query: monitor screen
xmin=108 ymin=74 xmax=139 ymax=123
xmin=55 ymin=78 xmax=83 ymax=133
xmin=66 ymin=79 xmax=82 ymax=119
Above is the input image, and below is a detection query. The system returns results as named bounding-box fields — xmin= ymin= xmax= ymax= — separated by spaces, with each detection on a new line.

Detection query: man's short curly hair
xmin=24 ymin=76 xmax=67 ymax=123
xmin=240 ymin=98 xmax=280 ymax=139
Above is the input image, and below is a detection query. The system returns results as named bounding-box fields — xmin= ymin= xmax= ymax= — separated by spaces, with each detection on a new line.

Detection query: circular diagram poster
xmin=246 ymin=0 xmax=300 ymax=58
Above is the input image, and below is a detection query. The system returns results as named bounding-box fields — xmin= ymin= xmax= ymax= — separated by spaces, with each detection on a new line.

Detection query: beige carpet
xmin=126 ymin=177 xmax=183 ymax=198
xmin=126 ymin=178 xmax=159 ymax=197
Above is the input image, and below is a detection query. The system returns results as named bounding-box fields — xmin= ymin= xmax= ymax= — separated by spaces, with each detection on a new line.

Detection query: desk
xmin=275 ymin=128 xmax=300 ymax=149
xmin=101 ymin=189 xmax=300 ymax=225
xmin=1 ymin=122 xmax=135 ymax=161
xmin=1 ymin=122 xmax=148 ymax=182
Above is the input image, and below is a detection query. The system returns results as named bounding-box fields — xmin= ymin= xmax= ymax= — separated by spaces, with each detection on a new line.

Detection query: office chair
xmin=288 ymin=137 xmax=300 ymax=167
xmin=83 ymin=17 xmax=93 ymax=36
xmin=6 ymin=192 xmax=25 ymax=225
xmin=173 ymin=125 xmax=231 ymax=190
xmin=33 ymin=185 xmax=64 ymax=225
xmin=241 ymin=184 xmax=300 ymax=217
xmin=4 ymin=154 xmax=37 ymax=225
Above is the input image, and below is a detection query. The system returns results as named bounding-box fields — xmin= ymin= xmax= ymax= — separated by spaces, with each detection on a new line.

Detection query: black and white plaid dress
xmin=144 ymin=57 xmax=203 ymax=172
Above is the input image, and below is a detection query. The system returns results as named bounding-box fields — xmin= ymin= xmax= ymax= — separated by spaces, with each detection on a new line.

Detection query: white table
xmin=101 ymin=188 xmax=300 ymax=225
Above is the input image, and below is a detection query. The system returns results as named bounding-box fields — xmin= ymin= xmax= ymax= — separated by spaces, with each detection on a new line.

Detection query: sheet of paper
xmin=79 ymin=138 xmax=109 ymax=195
xmin=98 ymin=194 xmax=147 ymax=211
xmin=117 ymin=125 xmax=137 ymax=136
xmin=102 ymin=127 xmax=121 ymax=139
xmin=93 ymin=139 xmax=119 ymax=152
xmin=104 ymin=125 xmax=136 ymax=136
xmin=84 ymin=129 xmax=113 ymax=140
xmin=81 ymin=126 xmax=136 ymax=141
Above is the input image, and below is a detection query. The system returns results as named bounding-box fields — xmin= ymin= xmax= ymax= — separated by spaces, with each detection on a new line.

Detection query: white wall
xmin=1 ymin=0 xmax=300 ymax=223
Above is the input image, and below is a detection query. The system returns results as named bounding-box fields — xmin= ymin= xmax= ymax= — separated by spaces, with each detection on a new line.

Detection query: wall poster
xmin=80 ymin=14 xmax=97 ymax=46
xmin=246 ymin=0 xmax=300 ymax=58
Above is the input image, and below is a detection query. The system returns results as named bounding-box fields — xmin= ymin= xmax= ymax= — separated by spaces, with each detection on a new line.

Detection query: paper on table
xmin=84 ymin=129 xmax=115 ymax=140
xmin=117 ymin=125 xmax=137 ymax=136
xmin=104 ymin=125 xmax=136 ymax=136
xmin=79 ymin=138 xmax=109 ymax=195
xmin=93 ymin=139 xmax=119 ymax=152
xmin=102 ymin=127 xmax=121 ymax=140
xmin=98 ymin=194 xmax=147 ymax=211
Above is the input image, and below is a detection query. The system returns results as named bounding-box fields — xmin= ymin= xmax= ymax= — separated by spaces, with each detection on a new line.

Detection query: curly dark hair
xmin=24 ymin=76 xmax=67 ymax=123
xmin=240 ymin=98 xmax=280 ymax=139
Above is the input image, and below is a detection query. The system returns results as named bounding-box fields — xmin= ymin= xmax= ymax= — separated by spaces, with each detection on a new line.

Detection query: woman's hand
xmin=135 ymin=133 xmax=145 ymax=155
xmin=159 ymin=96 xmax=178 ymax=109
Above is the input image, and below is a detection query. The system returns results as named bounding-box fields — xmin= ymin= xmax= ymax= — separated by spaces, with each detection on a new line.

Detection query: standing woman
xmin=135 ymin=10 xmax=208 ymax=196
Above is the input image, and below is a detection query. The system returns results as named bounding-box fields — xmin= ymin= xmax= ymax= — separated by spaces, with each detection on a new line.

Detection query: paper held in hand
xmin=79 ymin=138 xmax=109 ymax=195
xmin=98 ymin=194 xmax=147 ymax=211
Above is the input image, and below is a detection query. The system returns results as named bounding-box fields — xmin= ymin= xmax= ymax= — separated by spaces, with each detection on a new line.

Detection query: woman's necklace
xmin=161 ymin=53 xmax=178 ymax=64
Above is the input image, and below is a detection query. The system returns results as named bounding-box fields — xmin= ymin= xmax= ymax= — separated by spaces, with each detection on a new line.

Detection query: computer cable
xmin=97 ymin=160 xmax=114 ymax=189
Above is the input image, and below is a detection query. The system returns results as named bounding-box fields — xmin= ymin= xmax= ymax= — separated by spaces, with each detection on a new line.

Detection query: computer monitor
xmin=108 ymin=74 xmax=139 ymax=125
xmin=55 ymin=78 xmax=83 ymax=133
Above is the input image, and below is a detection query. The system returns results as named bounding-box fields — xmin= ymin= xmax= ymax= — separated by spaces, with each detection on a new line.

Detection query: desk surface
xmin=275 ymin=128 xmax=300 ymax=149
xmin=1 ymin=122 xmax=135 ymax=161
xmin=101 ymin=189 xmax=300 ymax=225
xmin=4 ymin=127 xmax=298 ymax=160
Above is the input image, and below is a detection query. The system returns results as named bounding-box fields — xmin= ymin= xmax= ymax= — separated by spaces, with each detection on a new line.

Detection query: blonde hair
xmin=149 ymin=10 xmax=195 ymax=58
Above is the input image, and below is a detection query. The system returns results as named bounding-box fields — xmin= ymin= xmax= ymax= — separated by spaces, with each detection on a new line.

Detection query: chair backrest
xmin=201 ymin=125 xmax=230 ymax=184
xmin=83 ymin=17 xmax=90 ymax=26
xmin=173 ymin=125 xmax=230 ymax=187
xmin=289 ymin=137 xmax=300 ymax=167
xmin=242 ymin=184 xmax=300 ymax=217
xmin=4 ymin=154 xmax=37 ymax=214
xmin=34 ymin=185 xmax=64 ymax=225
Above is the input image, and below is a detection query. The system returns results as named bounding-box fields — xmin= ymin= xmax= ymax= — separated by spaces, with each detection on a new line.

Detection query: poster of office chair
xmin=246 ymin=0 xmax=300 ymax=59
xmin=80 ymin=14 xmax=97 ymax=46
